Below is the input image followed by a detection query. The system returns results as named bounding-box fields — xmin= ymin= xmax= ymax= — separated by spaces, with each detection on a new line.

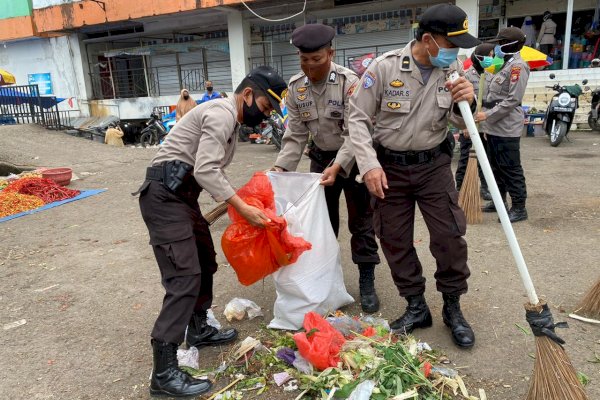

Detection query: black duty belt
xmin=378 ymin=145 xmax=442 ymax=166
xmin=145 ymin=160 xmax=200 ymax=197
xmin=482 ymin=101 xmax=522 ymax=109
xmin=307 ymin=146 xmax=339 ymax=167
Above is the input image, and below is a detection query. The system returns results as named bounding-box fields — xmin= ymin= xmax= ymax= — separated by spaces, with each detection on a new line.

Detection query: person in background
xmin=537 ymin=11 xmax=557 ymax=56
xmin=455 ymin=43 xmax=495 ymax=201
xmin=135 ymin=66 xmax=287 ymax=398
xmin=521 ymin=16 xmax=536 ymax=48
xmin=220 ymin=92 xmax=228 ymax=98
xmin=348 ymin=4 xmax=479 ymax=348
xmin=273 ymin=24 xmax=382 ymax=313
xmin=477 ymin=27 xmax=530 ymax=223
xmin=201 ymin=80 xmax=220 ymax=103
xmin=175 ymin=89 xmax=197 ymax=122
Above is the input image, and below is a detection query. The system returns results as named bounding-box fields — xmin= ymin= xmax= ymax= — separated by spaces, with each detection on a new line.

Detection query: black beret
xmin=291 ymin=24 xmax=335 ymax=53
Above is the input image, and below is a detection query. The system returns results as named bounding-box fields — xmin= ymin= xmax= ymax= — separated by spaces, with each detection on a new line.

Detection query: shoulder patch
xmin=510 ymin=66 xmax=521 ymax=83
xmin=346 ymin=82 xmax=358 ymax=97
xmin=363 ymin=71 xmax=377 ymax=89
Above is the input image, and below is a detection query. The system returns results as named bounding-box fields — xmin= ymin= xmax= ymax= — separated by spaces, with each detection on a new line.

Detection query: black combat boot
xmin=508 ymin=206 xmax=528 ymax=223
xmin=358 ymin=264 xmax=380 ymax=313
xmin=480 ymin=187 xmax=492 ymax=201
xmin=150 ymin=340 xmax=212 ymax=397
xmin=390 ymin=294 xmax=433 ymax=334
xmin=481 ymin=195 xmax=507 ymax=213
xmin=186 ymin=312 xmax=238 ymax=349
xmin=442 ymin=294 xmax=475 ymax=348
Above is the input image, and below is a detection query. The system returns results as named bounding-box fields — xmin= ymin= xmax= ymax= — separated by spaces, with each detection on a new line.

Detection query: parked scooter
xmin=259 ymin=112 xmax=284 ymax=150
xmin=587 ymin=86 xmax=600 ymax=131
xmin=140 ymin=110 xmax=168 ymax=147
xmin=543 ymin=73 xmax=588 ymax=147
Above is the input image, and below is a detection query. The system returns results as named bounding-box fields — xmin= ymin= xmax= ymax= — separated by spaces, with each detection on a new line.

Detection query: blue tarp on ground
xmin=0 ymin=189 xmax=106 ymax=223
xmin=0 ymin=87 xmax=65 ymax=109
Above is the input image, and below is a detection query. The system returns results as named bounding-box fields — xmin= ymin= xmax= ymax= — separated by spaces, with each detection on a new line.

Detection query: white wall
xmin=0 ymin=35 xmax=92 ymax=115
xmin=88 ymin=95 xmax=184 ymax=120
xmin=32 ymin=0 xmax=82 ymax=9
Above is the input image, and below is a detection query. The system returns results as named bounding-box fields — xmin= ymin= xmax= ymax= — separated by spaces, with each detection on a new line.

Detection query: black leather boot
xmin=508 ymin=206 xmax=528 ymax=223
xmin=186 ymin=312 xmax=238 ymax=349
xmin=481 ymin=198 xmax=507 ymax=213
xmin=480 ymin=187 xmax=492 ymax=201
xmin=442 ymin=294 xmax=475 ymax=348
xmin=358 ymin=264 xmax=380 ymax=314
xmin=390 ymin=294 xmax=433 ymax=334
xmin=150 ymin=340 xmax=212 ymax=397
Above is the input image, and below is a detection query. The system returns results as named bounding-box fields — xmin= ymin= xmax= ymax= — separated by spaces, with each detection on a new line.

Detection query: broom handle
xmin=450 ymin=71 xmax=539 ymax=305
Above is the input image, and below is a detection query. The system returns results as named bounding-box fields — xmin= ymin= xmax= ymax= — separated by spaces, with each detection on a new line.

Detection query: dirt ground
xmin=0 ymin=124 xmax=599 ymax=400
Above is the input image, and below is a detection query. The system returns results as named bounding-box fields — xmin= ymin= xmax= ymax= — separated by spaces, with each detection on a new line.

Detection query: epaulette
xmin=288 ymin=71 xmax=307 ymax=85
xmin=375 ymin=48 xmax=403 ymax=62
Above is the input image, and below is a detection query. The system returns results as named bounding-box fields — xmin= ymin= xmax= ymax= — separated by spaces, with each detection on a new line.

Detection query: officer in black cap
xmin=477 ymin=27 xmax=530 ymax=222
xmin=273 ymin=24 xmax=382 ymax=314
xmin=136 ymin=66 xmax=286 ymax=398
xmin=348 ymin=3 xmax=479 ymax=348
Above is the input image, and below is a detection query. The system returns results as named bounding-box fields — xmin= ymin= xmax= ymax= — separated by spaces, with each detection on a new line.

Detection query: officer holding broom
xmin=136 ymin=66 xmax=287 ymax=398
xmin=348 ymin=4 xmax=479 ymax=348
xmin=273 ymin=24 xmax=381 ymax=314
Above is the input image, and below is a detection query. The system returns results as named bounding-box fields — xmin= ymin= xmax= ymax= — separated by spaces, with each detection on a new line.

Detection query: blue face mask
xmin=428 ymin=35 xmax=460 ymax=68
xmin=475 ymin=55 xmax=494 ymax=68
xmin=494 ymin=40 xmax=518 ymax=59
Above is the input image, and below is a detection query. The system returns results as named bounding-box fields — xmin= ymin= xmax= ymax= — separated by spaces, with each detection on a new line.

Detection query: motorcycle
xmin=588 ymin=86 xmax=600 ymax=131
xmin=140 ymin=110 xmax=168 ymax=147
xmin=258 ymin=113 xmax=284 ymax=150
xmin=543 ymin=73 xmax=588 ymax=147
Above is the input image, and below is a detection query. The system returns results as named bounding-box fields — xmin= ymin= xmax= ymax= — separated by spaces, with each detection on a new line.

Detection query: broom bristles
xmin=204 ymin=202 xmax=229 ymax=225
xmin=458 ymin=151 xmax=483 ymax=224
xmin=573 ymin=277 xmax=600 ymax=319
xmin=527 ymin=336 xmax=589 ymax=400
xmin=525 ymin=302 xmax=589 ymax=400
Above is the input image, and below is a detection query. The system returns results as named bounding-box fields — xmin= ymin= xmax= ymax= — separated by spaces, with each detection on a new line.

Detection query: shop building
xmin=0 ymin=0 xmax=597 ymax=121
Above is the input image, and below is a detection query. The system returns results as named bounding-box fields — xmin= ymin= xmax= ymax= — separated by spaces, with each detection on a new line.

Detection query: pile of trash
xmin=179 ymin=309 xmax=486 ymax=400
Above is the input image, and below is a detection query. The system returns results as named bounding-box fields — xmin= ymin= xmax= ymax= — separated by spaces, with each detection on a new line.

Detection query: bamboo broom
xmin=458 ymin=75 xmax=485 ymax=224
xmin=204 ymin=202 xmax=229 ymax=225
xmin=569 ymin=277 xmax=600 ymax=324
xmin=450 ymin=72 xmax=588 ymax=400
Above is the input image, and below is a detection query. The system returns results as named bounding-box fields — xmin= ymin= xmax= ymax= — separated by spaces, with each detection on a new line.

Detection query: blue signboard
xmin=28 ymin=73 xmax=54 ymax=95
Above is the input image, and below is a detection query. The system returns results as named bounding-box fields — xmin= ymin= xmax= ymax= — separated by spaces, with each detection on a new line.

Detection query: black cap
xmin=245 ymin=66 xmax=287 ymax=116
xmin=419 ymin=4 xmax=480 ymax=48
xmin=488 ymin=27 xmax=526 ymax=43
xmin=291 ymin=24 xmax=335 ymax=53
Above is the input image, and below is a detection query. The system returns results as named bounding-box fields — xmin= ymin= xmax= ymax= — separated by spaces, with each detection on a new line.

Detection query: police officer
xmin=348 ymin=4 xmax=479 ymax=348
xmin=137 ymin=66 xmax=287 ymax=398
xmin=273 ymin=24 xmax=381 ymax=313
xmin=476 ymin=27 xmax=530 ymax=222
xmin=455 ymin=43 xmax=494 ymax=200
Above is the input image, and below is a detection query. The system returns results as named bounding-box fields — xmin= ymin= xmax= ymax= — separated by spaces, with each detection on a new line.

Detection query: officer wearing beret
xmin=348 ymin=4 xmax=479 ymax=348
xmin=273 ymin=24 xmax=381 ymax=313
xmin=136 ymin=66 xmax=287 ymax=397
xmin=476 ymin=27 xmax=530 ymax=222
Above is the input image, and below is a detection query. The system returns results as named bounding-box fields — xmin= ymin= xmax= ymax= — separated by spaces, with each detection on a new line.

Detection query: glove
xmin=535 ymin=42 xmax=540 ymax=49
xmin=525 ymin=303 xmax=568 ymax=345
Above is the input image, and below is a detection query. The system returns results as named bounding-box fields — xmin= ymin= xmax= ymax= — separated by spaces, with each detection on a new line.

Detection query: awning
xmin=0 ymin=87 xmax=65 ymax=109
xmin=103 ymin=41 xmax=229 ymax=57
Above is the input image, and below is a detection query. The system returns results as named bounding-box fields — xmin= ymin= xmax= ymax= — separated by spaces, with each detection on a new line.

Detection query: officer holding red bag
xmin=135 ymin=66 xmax=287 ymax=398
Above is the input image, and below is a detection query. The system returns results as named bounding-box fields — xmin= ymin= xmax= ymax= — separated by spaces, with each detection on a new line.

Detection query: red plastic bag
xmin=293 ymin=312 xmax=346 ymax=370
xmin=221 ymin=172 xmax=312 ymax=286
